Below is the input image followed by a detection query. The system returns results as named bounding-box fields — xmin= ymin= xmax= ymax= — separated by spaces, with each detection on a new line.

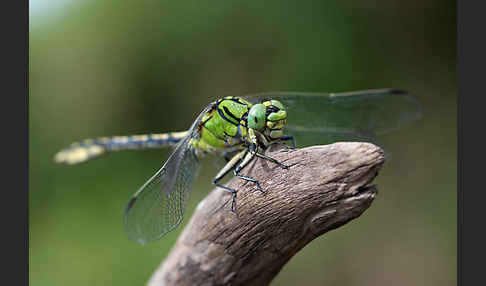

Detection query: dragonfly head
xmin=248 ymin=100 xmax=287 ymax=141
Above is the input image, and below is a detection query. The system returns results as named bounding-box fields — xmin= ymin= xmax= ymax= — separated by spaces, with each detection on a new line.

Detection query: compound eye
xmin=248 ymin=104 xmax=266 ymax=130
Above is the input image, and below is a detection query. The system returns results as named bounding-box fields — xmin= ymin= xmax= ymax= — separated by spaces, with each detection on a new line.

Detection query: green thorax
xmin=192 ymin=96 xmax=253 ymax=152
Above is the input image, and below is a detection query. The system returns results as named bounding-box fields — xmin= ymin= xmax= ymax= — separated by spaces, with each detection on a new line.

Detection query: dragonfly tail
xmin=54 ymin=131 xmax=189 ymax=165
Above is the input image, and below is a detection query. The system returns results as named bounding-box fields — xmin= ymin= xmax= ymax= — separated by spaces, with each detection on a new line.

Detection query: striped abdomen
xmin=54 ymin=131 xmax=188 ymax=165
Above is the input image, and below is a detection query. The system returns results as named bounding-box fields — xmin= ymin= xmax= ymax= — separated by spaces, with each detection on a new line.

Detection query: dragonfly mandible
xmin=54 ymin=89 xmax=421 ymax=244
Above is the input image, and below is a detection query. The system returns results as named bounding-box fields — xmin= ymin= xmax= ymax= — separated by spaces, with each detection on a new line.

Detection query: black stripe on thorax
xmin=222 ymin=106 xmax=242 ymax=123
xmin=227 ymin=97 xmax=249 ymax=105
xmin=217 ymin=107 xmax=238 ymax=126
xmin=240 ymin=111 xmax=248 ymax=127
xmin=214 ymin=97 xmax=250 ymax=127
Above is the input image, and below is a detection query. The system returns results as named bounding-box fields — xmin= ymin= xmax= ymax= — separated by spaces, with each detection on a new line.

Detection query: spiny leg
xmin=254 ymin=152 xmax=289 ymax=169
xmin=232 ymin=142 xmax=288 ymax=193
xmin=212 ymin=149 xmax=247 ymax=211
xmin=249 ymin=129 xmax=290 ymax=168
xmin=233 ymin=172 xmax=263 ymax=193
xmin=279 ymin=135 xmax=296 ymax=148
xmin=213 ymin=182 xmax=238 ymax=212
xmin=234 ymin=149 xmax=264 ymax=193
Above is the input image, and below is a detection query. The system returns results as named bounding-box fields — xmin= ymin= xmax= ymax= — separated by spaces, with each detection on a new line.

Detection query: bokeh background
xmin=29 ymin=0 xmax=456 ymax=285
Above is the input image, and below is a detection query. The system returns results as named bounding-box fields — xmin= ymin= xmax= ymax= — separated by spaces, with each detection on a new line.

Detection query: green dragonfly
xmin=54 ymin=89 xmax=421 ymax=244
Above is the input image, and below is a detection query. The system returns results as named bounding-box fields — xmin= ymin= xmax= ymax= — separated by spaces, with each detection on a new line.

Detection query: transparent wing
xmin=244 ymin=89 xmax=422 ymax=146
xmin=124 ymin=106 xmax=210 ymax=244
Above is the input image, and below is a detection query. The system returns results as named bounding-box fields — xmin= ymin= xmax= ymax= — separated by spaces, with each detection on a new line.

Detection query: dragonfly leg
xmin=234 ymin=170 xmax=264 ymax=193
xmin=213 ymin=149 xmax=247 ymax=211
xmin=231 ymin=146 xmax=265 ymax=193
xmin=250 ymin=131 xmax=289 ymax=169
xmin=255 ymin=152 xmax=289 ymax=169
xmin=279 ymin=135 xmax=296 ymax=148
xmin=214 ymin=149 xmax=247 ymax=181
xmin=213 ymin=182 xmax=238 ymax=212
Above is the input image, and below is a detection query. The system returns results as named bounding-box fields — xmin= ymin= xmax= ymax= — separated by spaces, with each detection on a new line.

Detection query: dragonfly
xmin=54 ymin=89 xmax=421 ymax=244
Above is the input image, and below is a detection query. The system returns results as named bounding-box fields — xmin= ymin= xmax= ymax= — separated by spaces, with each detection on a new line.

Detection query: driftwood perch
xmin=148 ymin=142 xmax=385 ymax=286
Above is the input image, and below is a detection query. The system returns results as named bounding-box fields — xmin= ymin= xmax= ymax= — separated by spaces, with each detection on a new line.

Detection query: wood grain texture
xmin=148 ymin=142 xmax=385 ymax=286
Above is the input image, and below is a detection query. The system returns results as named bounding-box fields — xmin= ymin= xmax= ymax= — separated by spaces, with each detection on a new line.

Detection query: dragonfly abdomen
xmin=54 ymin=131 xmax=188 ymax=165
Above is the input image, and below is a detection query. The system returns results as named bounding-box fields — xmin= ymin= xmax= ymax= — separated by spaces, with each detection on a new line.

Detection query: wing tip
xmin=388 ymin=89 xmax=408 ymax=95
xmin=125 ymin=196 xmax=138 ymax=214
xmin=384 ymin=88 xmax=422 ymax=119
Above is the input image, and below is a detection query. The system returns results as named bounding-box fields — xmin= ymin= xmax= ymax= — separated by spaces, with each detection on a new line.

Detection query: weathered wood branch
xmin=148 ymin=142 xmax=385 ymax=286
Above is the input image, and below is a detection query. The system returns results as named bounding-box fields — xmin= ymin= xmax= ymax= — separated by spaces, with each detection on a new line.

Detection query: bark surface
xmin=148 ymin=142 xmax=385 ymax=286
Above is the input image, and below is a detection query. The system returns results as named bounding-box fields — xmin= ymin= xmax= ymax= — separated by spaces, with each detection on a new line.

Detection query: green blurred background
xmin=29 ymin=0 xmax=456 ymax=285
